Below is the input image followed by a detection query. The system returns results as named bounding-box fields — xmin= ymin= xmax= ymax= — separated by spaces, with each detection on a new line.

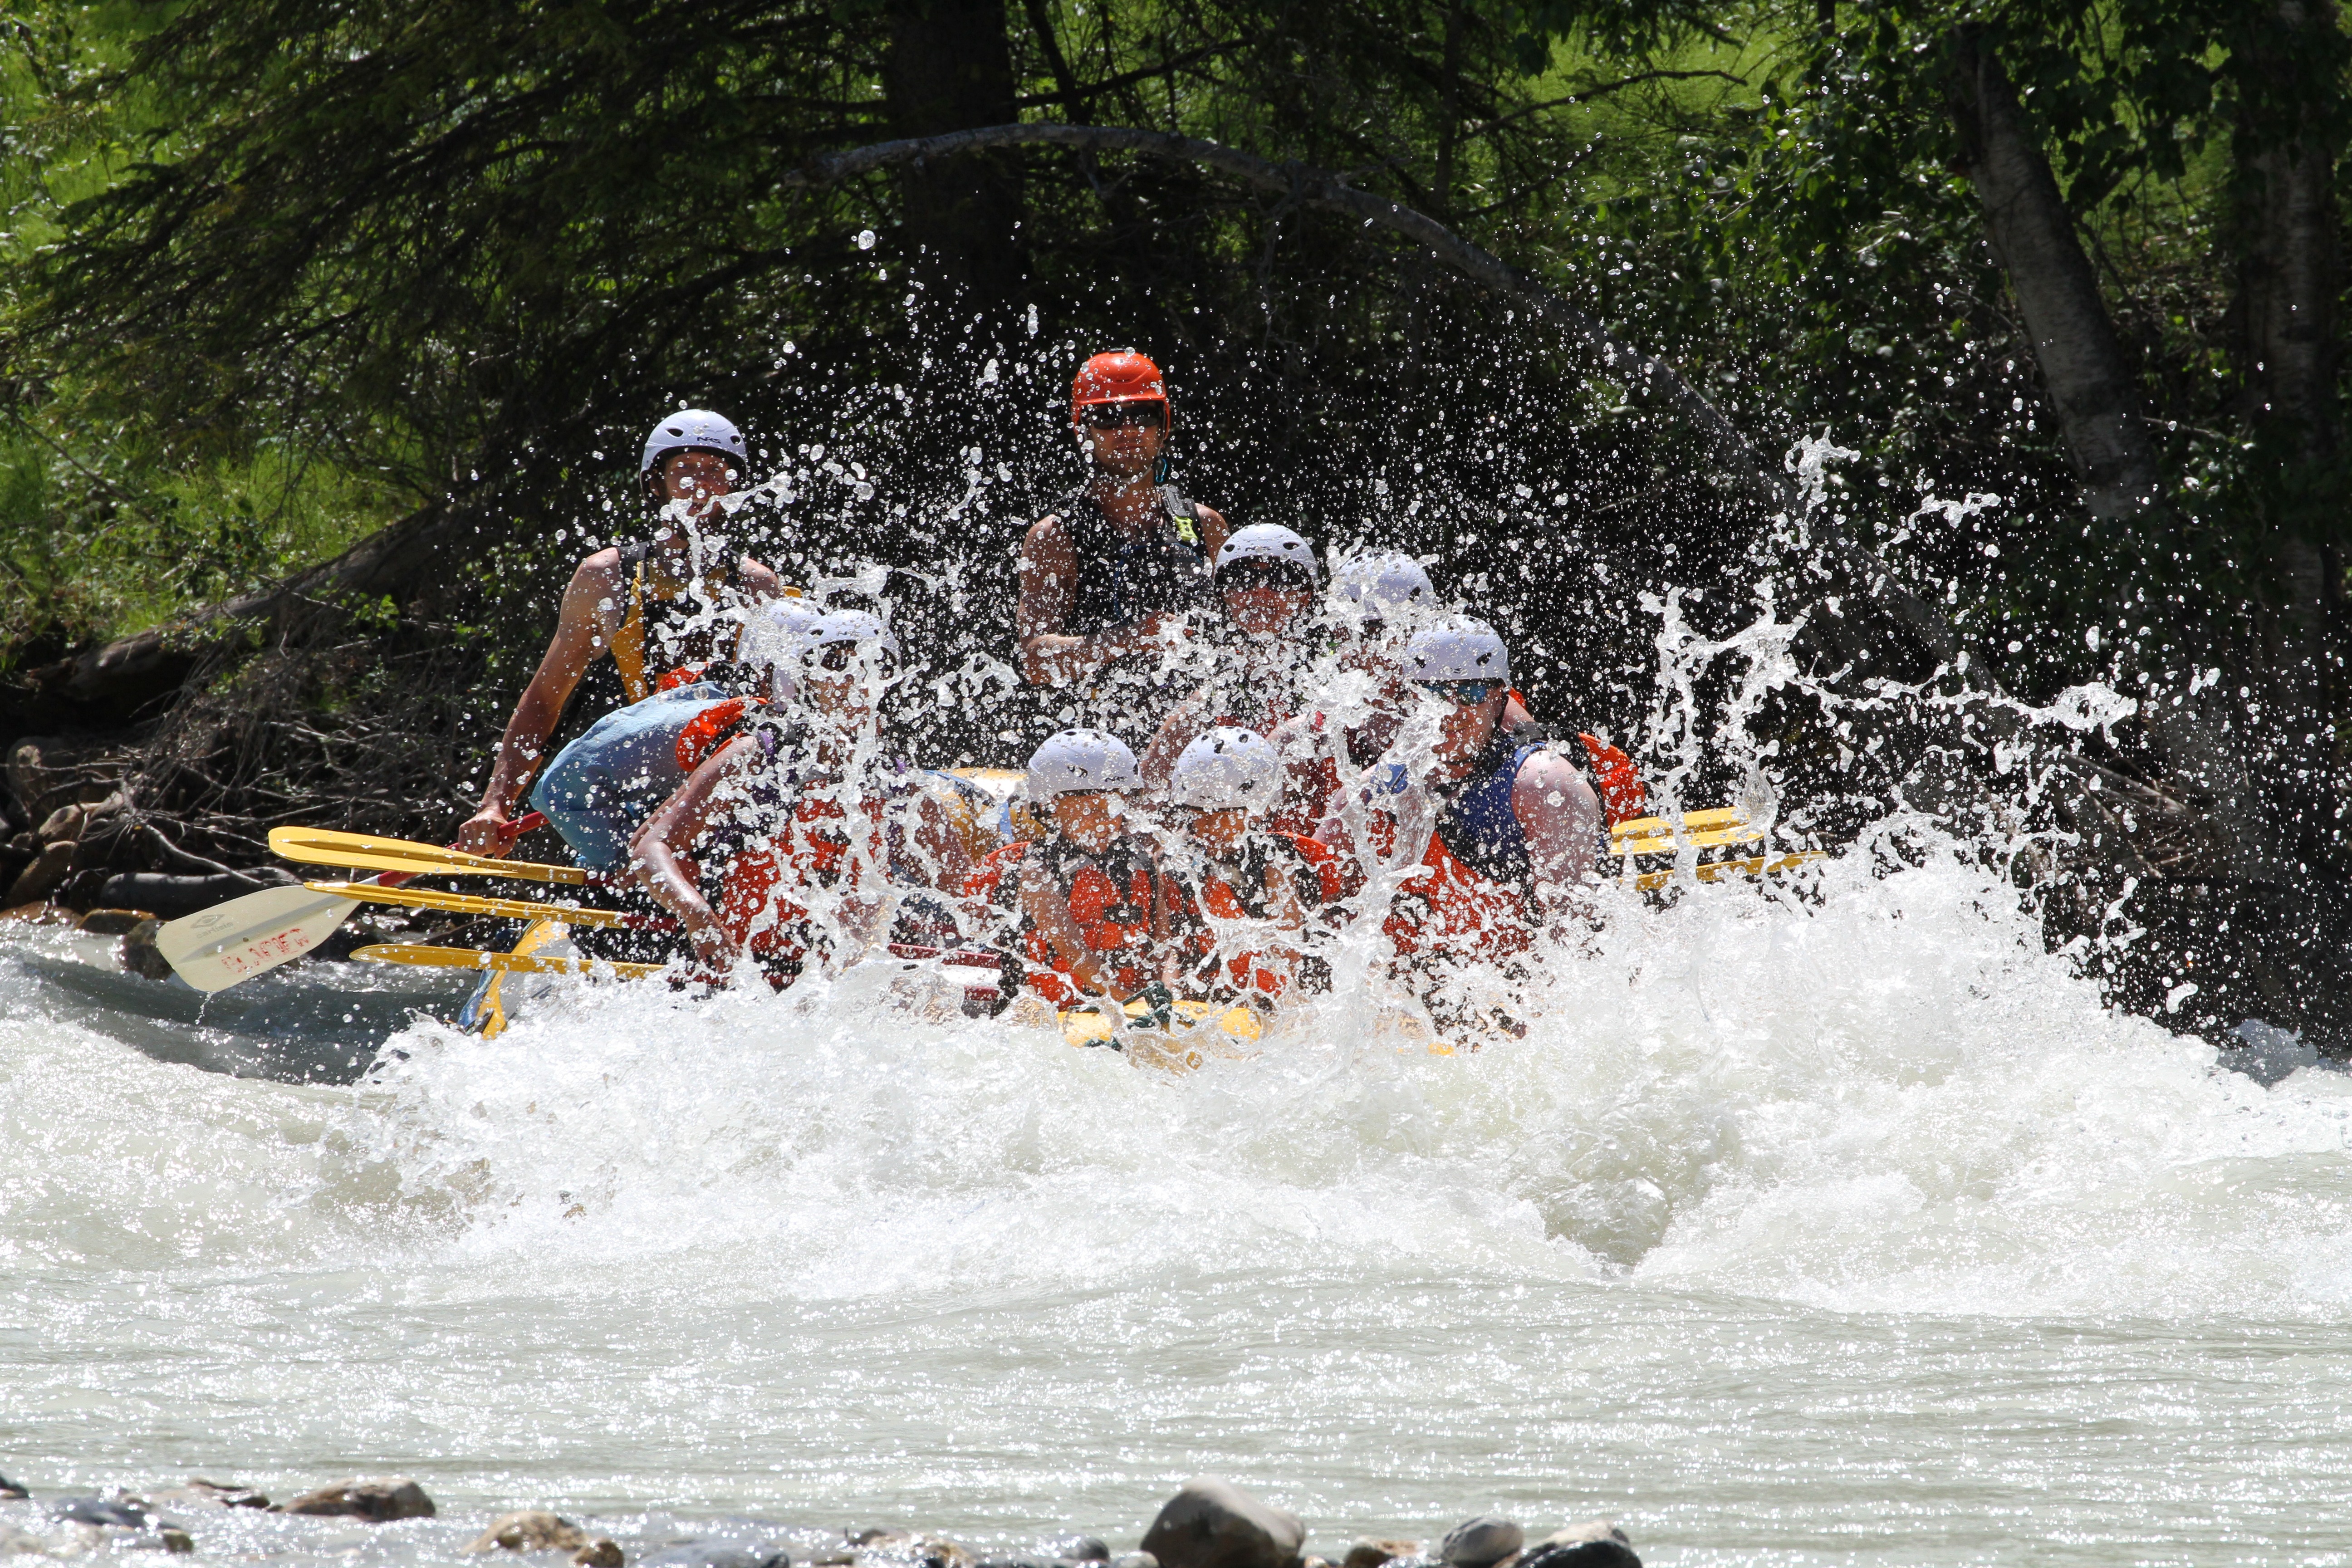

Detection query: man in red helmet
xmin=1017 ymin=352 xmax=1230 ymax=705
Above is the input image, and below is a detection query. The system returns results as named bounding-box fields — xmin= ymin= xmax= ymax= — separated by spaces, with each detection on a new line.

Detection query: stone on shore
xmin=1139 ymin=1478 xmax=1305 ymax=1568
xmin=50 ymin=1498 xmax=147 ymax=1529
xmin=1342 ymin=1540 xmax=1419 ymax=1568
xmin=574 ymin=1539 xmax=626 ymax=1568
xmin=274 ymin=1478 xmax=436 ymax=1522
xmin=468 ymin=1511 xmax=591 ymax=1554
xmin=1109 ymin=1554 xmax=1156 ymax=1568
xmin=849 ymin=1532 xmax=969 ymax=1568
xmin=1044 ymin=1539 xmax=1109 ymax=1564
xmin=1438 ymin=1518 xmax=1520 ymax=1568
xmin=1516 ymin=1525 xmax=1637 ymax=1568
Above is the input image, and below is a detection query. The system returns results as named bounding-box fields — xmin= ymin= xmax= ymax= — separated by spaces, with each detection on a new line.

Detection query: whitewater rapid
xmin=7 ymin=848 xmax=2352 ymax=1566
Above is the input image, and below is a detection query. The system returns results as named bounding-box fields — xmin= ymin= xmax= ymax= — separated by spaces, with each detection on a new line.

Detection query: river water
xmin=6 ymin=844 xmax=2351 ymax=1567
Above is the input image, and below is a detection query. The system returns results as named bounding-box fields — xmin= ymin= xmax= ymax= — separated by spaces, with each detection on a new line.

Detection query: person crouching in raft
xmin=1159 ymin=726 xmax=1341 ymax=1007
xmin=963 ymin=729 xmax=1173 ymax=1014
xmin=1138 ymin=524 xmax=1323 ymax=794
xmin=1318 ymin=618 xmax=1602 ymax=977
xmin=629 ymin=612 xmax=958 ymax=982
xmin=1016 ymin=353 xmax=1230 ymax=716
xmin=525 ymin=598 xmax=819 ymax=873
xmin=456 ymin=410 xmax=792 ymax=856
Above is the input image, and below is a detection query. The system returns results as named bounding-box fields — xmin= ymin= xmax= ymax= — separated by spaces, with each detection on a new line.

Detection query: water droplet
xmin=857 ymin=230 xmax=876 ymax=250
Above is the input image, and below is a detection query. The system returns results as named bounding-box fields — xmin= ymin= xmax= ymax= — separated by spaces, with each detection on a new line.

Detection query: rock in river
xmin=1516 ymin=1526 xmax=1637 ymax=1568
xmin=641 ymin=1542 xmax=789 ymax=1568
xmin=1140 ymin=1479 xmax=1305 ymax=1568
xmin=468 ymin=1512 xmax=592 ymax=1554
xmin=1437 ymin=1519 xmax=1521 ymax=1568
xmin=0 ymin=1473 xmax=25 ymax=1501
xmin=275 ymin=1478 xmax=436 ymax=1522
xmin=50 ymin=1498 xmax=147 ymax=1529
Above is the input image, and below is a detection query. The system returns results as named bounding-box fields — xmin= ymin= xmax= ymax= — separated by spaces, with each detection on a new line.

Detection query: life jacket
xmin=1057 ymin=485 xmax=1218 ymax=638
xmin=1359 ymin=735 xmax=1553 ymax=959
xmin=606 ymin=539 xmax=781 ymax=701
xmin=1161 ymin=831 xmax=1340 ymax=999
xmin=963 ymin=835 xmax=1161 ymax=1006
xmin=688 ymin=720 xmax=905 ymax=969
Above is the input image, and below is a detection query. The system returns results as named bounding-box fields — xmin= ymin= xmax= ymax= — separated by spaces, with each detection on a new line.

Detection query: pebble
xmin=1140 ymin=1478 xmax=1305 ymax=1568
xmin=1343 ymin=1541 xmax=1419 ymax=1568
xmin=275 ymin=1477 xmax=436 ymax=1522
xmin=1515 ymin=1526 xmax=1637 ymax=1568
xmin=1438 ymin=1518 xmax=1521 ymax=1568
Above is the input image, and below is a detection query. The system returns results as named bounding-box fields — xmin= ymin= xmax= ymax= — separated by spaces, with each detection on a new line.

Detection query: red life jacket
xmin=964 ymin=836 xmax=1160 ymax=1005
xmin=715 ymin=782 xmax=889 ymax=961
xmin=1161 ymin=831 xmax=1340 ymax=999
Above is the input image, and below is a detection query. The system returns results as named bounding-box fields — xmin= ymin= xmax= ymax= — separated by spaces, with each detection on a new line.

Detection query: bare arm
xmin=739 ymin=557 xmax=789 ymax=600
xmin=458 ymin=552 xmax=623 ymax=853
xmin=1514 ymin=751 xmax=1602 ymax=925
xmin=1190 ymin=502 xmax=1231 ymax=559
xmin=1016 ymin=514 xmax=1182 ymax=686
xmin=1138 ymin=686 xmax=1216 ymax=794
xmin=629 ymin=734 xmax=764 ymax=970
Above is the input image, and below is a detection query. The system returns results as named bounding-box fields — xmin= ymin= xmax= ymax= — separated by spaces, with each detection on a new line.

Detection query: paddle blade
xmin=154 ymin=884 xmax=361 ymax=992
xmin=269 ymin=826 xmax=588 ymax=886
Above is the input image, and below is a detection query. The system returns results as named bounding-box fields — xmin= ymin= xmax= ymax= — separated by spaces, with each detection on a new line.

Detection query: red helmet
xmin=1070 ymin=350 xmax=1170 ymax=430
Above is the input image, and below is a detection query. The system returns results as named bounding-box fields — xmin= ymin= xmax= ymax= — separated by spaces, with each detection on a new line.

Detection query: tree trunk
xmin=883 ymin=0 xmax=1027 ymax=323
xmin=2233 ymin=0 xmax=2346 ymax=872
xmin=1946 ymin=26 xmax=2162 ymax=524
xmin=1946 ymin=26 xmax=2263 ymax=874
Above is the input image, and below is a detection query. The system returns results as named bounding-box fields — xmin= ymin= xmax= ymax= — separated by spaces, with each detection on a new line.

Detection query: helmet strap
xmin=1152 ymin=448 xmax=1171 ymax=486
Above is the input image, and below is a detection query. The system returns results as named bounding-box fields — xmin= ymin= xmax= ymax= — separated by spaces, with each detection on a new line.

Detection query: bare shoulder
xmin=564 ymin=548 xmax=627 ymax=619
xmin=1190 ymin=502 xmax=1231 ymax=553
xmin=1022 ymin=511 xmax=1073 ymax=559
xmin=1515 ymin=749 xmax=1597 ymax=810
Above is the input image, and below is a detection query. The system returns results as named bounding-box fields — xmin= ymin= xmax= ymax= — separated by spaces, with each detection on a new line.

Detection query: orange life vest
xmin=964 ymin=837 xmax=1160 ymax=1005
xmin=1161 ymin=831 xmax=1340 ymax=999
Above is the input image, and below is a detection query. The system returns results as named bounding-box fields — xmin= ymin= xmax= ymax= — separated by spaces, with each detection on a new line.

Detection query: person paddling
xmin=1159 ymin=726 xmax=1339 ymax=1006
xmin=962 ymin=729 xmax=1172 ymax=1010
xmin=630 ymin=612 xmax=958 ymax=981
xmin=1139 ymin=523 xmax=1323 ymax=793
xmin=1318 ymin=618 xmax=1602 ymax=965
xmin=456 ymin=410 xmax=789 ymax=855
xmin=1016 ymin=353 xmax=1230 ymax=718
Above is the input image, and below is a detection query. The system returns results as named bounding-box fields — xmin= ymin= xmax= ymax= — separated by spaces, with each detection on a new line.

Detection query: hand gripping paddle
xmin=154 ymin=813 xmax=547 ymax=992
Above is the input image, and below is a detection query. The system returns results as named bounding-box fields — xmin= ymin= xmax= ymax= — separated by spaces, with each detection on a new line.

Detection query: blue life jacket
xmin=1432 ymin=740 xmax=1546 ymax=887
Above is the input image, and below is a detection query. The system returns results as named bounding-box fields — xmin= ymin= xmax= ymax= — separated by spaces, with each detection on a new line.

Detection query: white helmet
xmin=1403 ymin=617 xmax=1510 ymax=683
xmin=1214 ymin=524 xmax=1321 ymax=586
xmin=741 ymin=598 xmax=823 ymax=700
xmin=1025 ymin=728 xmax=1142 ymax=799
xmin=1168 ymin=726 xmax=1281 ymax=812
xmin=799 ymin=609 xmax=902 ymax=668
xmin=641 ymin=409 xmax=748 ymax=475
xmin=1331 ymin=551 xmax=1434 ymax=623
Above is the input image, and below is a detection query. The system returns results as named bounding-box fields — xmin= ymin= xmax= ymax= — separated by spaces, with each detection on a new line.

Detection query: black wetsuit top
xmin=1058 ymin=486 xmax=1218 ymax=637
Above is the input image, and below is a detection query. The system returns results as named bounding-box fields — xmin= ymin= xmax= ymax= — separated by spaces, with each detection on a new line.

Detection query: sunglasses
xmin=1218 ymin=560 xmax=1315 ymax=594
xmin=1416 ymin=679 xmax=1501 ymax=705
xmin=812 ymin=643 xmax=897 ymax=676
xmin=1078 ymin=401 xmax=1166 ymax=430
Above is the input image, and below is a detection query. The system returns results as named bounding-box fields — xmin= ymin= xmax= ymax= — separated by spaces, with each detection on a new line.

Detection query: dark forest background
xmin=1 ymin=0 xmax=2347 ymax=1042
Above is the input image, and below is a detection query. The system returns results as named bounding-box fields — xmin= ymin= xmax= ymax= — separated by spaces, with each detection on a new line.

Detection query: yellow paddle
xmin=355 ymin=943 xmax=661 ymax=980
xmin=268 ymin=826 xmax=592 ymax=886
xmin=303 ymin=881 xmax=637 ymax=927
